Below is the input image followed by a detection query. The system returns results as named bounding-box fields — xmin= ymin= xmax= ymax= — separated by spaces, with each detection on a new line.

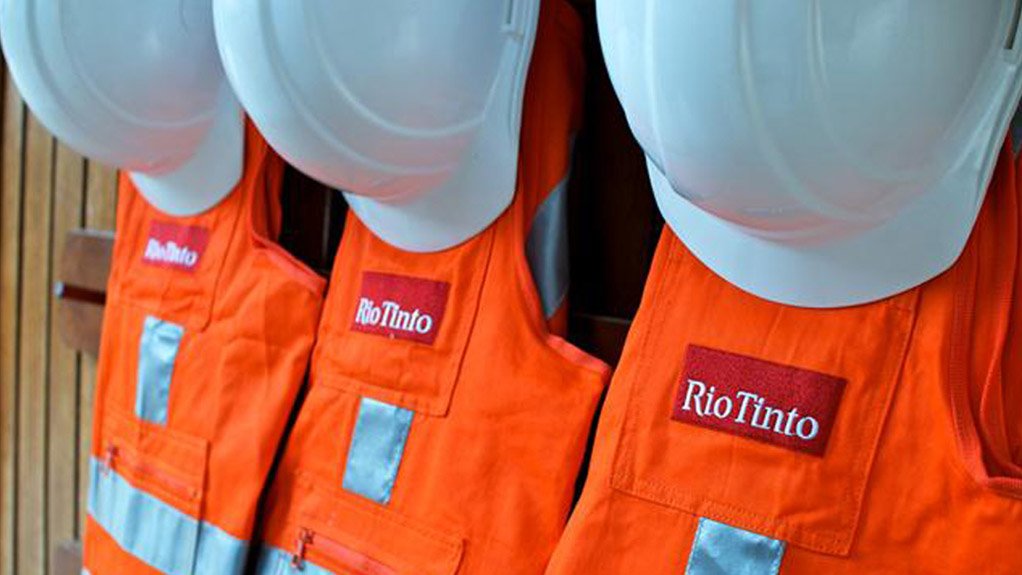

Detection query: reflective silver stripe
xmin=342 ymin=397 xmax=414 ymax=505
xmin=87 ymin=458 xmax=248 ymax=575
xmin=257 ymin=544 xmax=333 ymax=575
xmin=685 ymin=518 xmax=785 ymax=575
xmin=526 ymin=173 xmax=571 ymax=319
xmin=136 ymin=316 xmax=184 ymax=425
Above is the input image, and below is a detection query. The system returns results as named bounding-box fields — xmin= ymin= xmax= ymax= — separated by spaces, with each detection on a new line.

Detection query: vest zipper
xmin=289 ymin=526 xmax=395 ymax=575
xmin=100 ymin=443 xmax=117 ymax=476
xmin=102 ymin=441 xmax=199 ymax=501
xmin=291 ymin=528 xmax=312 ymax=570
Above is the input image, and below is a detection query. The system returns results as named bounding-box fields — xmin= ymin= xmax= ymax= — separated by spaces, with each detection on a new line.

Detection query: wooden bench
xmin=53 ymin=229 xmax=114 ymax=356
xmin=52 ymin=229 xmax=113 ymax=574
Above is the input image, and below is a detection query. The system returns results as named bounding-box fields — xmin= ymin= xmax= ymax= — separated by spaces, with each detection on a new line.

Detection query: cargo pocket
xmin=269 ymin=223 xmax=494 ymax=573
xmin=267 ymin=473 xmax=463 ymax=575
xmin=90 ymin=410 xmax=211 ymax=574
xmin=610 ymin=241 xmax=920 ymax=558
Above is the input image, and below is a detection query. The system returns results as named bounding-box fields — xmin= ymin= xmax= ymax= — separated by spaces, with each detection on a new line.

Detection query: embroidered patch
xmin=141 ymin=221 xmax=210 ymax=272
xmin=672 ymin=345 xmax=846 ymax=457
xmin=351 ymin=272 xmax=450 ymax=345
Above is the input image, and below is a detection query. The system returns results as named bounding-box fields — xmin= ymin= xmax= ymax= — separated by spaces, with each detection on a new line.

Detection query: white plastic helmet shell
xmin=213 ymin=0 xmax=540 ymax=252
xmin=0 ymin=0 xmax=243 ymax=215
xmin=599 ymin=0 xmax=1022 ymax=308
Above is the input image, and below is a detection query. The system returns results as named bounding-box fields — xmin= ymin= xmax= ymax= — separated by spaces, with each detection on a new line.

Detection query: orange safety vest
xmin=252 ymin=3 xmax=608 ymax=574
xmin=82 ymin=123 xmax=325 ymax=575
xmin=546 ymin=140 xmax=1022 ymax=575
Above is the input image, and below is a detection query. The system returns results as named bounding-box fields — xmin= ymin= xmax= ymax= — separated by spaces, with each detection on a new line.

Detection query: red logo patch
xmin=141 ymin=221 xmax=210 ymax=272
xmin=351 ymin=272 xmax=450 ymax=345
xmin=672 ymin=345 xmax=846 ymax=457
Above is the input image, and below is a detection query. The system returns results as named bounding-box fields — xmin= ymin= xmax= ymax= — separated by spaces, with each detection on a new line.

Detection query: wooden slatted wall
xmin=0 ymin=56 xmax=118 ymax=575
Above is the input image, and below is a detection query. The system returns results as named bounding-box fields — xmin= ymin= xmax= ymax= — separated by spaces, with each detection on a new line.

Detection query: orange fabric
xmin=256 ymin=2 xmax=608 ymax=574
xmin=547 ymin=142 xmax=1022 ymax=574
xmin=84 ymin=516 xmax=165 ymax=575
xmin=83 ymin=123 xmax=325 ymax=573
xmin=547 ymin=303 xmax=569 ymax=338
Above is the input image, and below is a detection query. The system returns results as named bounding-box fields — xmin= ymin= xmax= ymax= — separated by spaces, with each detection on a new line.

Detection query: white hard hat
xmin=599 ymin=0 xmax=1022 ymax=308
xmin=213 ymin=0 xmax=540 ymax=252
xmin=0 ymin=0 xmax=243 ymax=215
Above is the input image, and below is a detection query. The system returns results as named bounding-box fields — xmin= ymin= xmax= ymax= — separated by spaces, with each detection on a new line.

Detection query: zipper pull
xmin=290 ymin=528 xmax=313 ymax=571
xmin=100 ymin=444 xmax=118 ymax=476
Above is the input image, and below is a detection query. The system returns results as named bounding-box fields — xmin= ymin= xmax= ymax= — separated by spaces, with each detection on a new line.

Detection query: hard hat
xmin=0 ymin=0 xmax=243 ymax=215
xmin=599 ymin=0 xmax=1022 ymax=307
xmin=213 ymin=0 xmax=540 ymax=252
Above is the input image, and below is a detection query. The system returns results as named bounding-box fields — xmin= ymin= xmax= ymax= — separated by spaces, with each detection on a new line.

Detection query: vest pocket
xmin=609 ymin=241 xmax=920 ymax=557
xmin=283 ymin=473 xmax=464 ymax=575
xmin=314 ymin=222 xmax=497 ymax=417
xmin=90 ymin=409 xmax=211 ymax=574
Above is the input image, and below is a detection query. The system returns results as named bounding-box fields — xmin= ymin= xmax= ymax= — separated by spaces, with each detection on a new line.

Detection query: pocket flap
xmin=108 ymin=180 xmax=245 ymax=331
xmin=315 ymin=215 xmax=496 ymax=416
xmin=611 ymin=240 xmax=919 ymax=556
xmin=90 ymin=409 xmax=213 ymax=575
xmin=101 ymin=410 xmax=209 ymax=513
xmin=289 ymin=474 xmax=464 ymax=575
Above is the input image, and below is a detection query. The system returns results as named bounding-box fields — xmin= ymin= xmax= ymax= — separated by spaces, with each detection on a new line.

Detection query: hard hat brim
xmin=131 ymin=93 xmax=245 ymax=217
xmin=650 ymin=155 xmax=985 ymax=308
xmin=340 ymin=4 xmax=541 ymax=253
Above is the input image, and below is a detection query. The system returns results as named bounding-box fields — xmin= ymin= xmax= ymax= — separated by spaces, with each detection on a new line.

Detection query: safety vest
xmin=546 ymin=140 xmax=1022 ymax=574
xmin=82 ymin=123 xmax=325 ymax=575
xmin=253 ymin=3 xmax=608 ymax=574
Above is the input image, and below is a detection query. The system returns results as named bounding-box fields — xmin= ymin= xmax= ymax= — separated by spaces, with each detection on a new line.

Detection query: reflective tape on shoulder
xmin=526 ymin=172 xmax=571 ymax=320
xmin=685 ymin=518 xmax=786 ymax=575
xmin=87 ymin=458 xmax=248 ymax=575
xmin=257 ymin=544 xmax=333 ymax=575
xmin=342 ymin=397 xmax=414 ymax=505
xmin=136 ymin=316 xmax=184 ymax=425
